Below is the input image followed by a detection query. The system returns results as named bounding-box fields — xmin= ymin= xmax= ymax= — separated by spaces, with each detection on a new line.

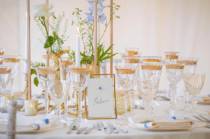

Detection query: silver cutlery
xmin=194 ymin=115 xmax=210 ymax=128
xmin=83 ymin=127 xmax=94 ymax=134
xmin=155 ymin=96 xmax=170 ymax=101
xmin=194 ymin=115 xmax=210 ymax=123
xmin=76 ymin=127 xmax=88 ymax=134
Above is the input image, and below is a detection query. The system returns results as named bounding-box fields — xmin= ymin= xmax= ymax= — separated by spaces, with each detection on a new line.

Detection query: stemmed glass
xmin=165 ymin=64 xmax=184 ymax=115
xmin=36 ymin=67 xmax=56 ymax=114
xmin=59 ymin=59 xmax=73 ymax=121
xmin=122 ymin=56 xmax=140 ymax=107
xmin=177 ymin=58 xmax=197 ymax=109
xmin=115 ymin=65 xmax=135 ymax=113
xmin=0 ymin=49 xmax=4 ymax=56
xmin=177 ymin=58 xmax=197 ymax=75
xmin=0 ymin=66 xmax=12 ymax=96
xmin=69 ymin=67 xmax=90 ymax=122
xmin=47 ymin=76 xmax=65 ymax=122
xmin=183 ymin=73 xmax=205 ymax=112
xmin=140 ymin=62 xmax=162 ymax=119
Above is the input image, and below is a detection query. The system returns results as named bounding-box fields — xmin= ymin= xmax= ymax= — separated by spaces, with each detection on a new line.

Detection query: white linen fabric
xmin=0 ymin=102 xmax=210 ymax=139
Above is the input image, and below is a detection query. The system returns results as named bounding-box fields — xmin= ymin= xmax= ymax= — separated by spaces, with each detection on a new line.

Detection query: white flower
xmin=34 ymin=3 xmax=54 ymax=17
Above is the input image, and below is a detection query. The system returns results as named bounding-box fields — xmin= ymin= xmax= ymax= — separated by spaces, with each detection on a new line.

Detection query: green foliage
xmin=80 ymin=43 xmax=117 ymax=65
xmin=35 ymin=11 xmax=67 ymax=54
xmin=68 ymin=50 xmax=75 ymax=61
xmin=31 ymin=62 xmax=45 ymax=87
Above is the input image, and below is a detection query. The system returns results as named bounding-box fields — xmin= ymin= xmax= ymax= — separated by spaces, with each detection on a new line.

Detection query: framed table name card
xmin=85 ymin=74 xmax=117 ymax=119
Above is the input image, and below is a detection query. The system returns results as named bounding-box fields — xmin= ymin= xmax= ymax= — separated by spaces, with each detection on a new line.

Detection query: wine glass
xmin=166 ymin=64 xmax=184 ymax=115
xmin=59 ymin=59 xmax=73 ymax=121
xmin=47 ymin=77 xmax=65 ymax=122
xmin=177 ymin=58 xmax=197 ymax=109
xmin=183 ymin=73 xmax=205 ymax=112
xmin=140 ymin=62 xmax=162 ymax=119
xmin=122 ymin=56 xmax=140 ymax=108
xmin=37 ymin=67 xmax=56 ymax=114
xmin=115 ymin=65 xmax=135 ymax=113
xmin=177 ymin=58 xmax=197 ymax=75
xmin=0 ymin=49 xmax=4 ymax=56
xmin=69 ymin=67 xmax=90 ymax=122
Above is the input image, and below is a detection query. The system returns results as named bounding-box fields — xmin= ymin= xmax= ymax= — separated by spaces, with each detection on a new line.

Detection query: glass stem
xmin=77 ymin=90 xmax=83 ymax=120
xmin=44 ymin=90 xmax=49 ymax=114
xmin=169 ymin=83 xmax=177 ymax=115
xmin=144 ymin=100 xmax=154 ymax=119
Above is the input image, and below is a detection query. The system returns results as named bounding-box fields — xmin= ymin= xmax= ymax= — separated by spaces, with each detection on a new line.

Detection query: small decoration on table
xmin=86 ymin=74 xmax=117 ymax=119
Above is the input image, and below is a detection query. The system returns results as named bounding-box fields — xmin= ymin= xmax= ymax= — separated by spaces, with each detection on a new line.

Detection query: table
xmin=0 ymin=102 xmax=210 ymax=139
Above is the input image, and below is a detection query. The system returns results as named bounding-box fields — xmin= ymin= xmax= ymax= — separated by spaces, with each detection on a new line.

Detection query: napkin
xmin=198 ymin=96 xmax=210 ymax=105
xmin=144 ymin=120 xmax=192 ymax=131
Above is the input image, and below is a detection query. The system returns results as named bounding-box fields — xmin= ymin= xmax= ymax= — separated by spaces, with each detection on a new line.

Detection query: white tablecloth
xmin=0 ymin=102 xmax=210 ymax=139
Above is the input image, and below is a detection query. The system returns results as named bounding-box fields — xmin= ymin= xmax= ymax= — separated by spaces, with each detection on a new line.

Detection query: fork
xmin=193 ymin=115 xmax=210 ymax=128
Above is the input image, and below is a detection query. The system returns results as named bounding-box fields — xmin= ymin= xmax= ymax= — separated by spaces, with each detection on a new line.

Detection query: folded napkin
xmin=0 ymin=115 xmax=57 ymax=133
xmin=144 ymin=120 xmax=192 ymax=131
xmin=198 ymin=96 xmax=210 ymax=105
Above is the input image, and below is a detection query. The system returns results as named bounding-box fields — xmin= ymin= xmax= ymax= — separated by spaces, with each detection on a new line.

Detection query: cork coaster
xmin=177 ymin=60 xmax=197 ymax=65
xmin=0 ymin=67 xmax=11 ymax=74
xmin=141 ymin=65 xmax=162 ymax=70
xmin=166 ymin=64 xmax=184 ymax=69
xmin=116 ymin=68 xmax=135 ymax=74
xmin=37 ymin=67 xmax=56 ymax=75
xmin=71 ymin=67 xmax=91 ymax=74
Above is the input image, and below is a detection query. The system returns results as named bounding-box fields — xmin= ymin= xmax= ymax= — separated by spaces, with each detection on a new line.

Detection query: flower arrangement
xmin=34 ymin=3 xmax=69 ymax=57
xmin=72 ymin=0 xmax=120 ymax=66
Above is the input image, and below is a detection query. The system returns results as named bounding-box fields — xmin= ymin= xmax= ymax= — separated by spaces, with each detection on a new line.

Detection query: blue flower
xmin=86 ymin=0 xmax=106 ymax=24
